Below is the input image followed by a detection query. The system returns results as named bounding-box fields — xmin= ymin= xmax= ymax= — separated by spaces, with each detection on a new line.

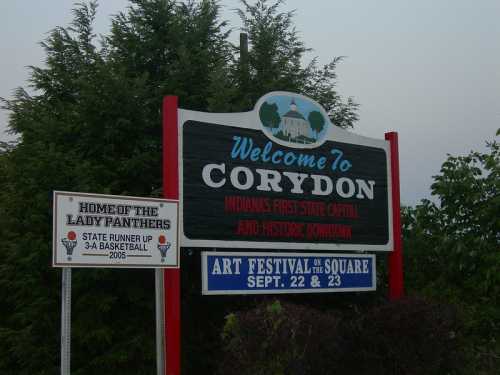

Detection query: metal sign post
xmin=60 ymin=267 xmax=72 ymax=375
xmin=155 ymin=269 xmax=166 ymax=375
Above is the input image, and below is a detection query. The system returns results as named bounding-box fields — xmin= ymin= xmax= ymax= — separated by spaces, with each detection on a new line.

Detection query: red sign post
xmin=385 ymin=132 xmax=404 ymax=300
xmin=163 ymin=96 xmax=181 ymax=375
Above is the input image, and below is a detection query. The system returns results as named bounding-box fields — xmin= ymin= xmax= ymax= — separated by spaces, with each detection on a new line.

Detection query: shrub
xmin=219 ymin=297 xmax=463 ymax=375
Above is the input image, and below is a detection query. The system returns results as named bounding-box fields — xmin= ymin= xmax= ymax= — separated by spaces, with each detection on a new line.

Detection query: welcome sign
xmin=180 ymin=92 xmax=393 ymax=251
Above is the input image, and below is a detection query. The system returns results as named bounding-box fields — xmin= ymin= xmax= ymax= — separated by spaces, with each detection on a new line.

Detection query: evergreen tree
xmin=232 ymin=0 xmax=358 ymax=128
xmin=0 ymin=1 xmax=358 ymax=373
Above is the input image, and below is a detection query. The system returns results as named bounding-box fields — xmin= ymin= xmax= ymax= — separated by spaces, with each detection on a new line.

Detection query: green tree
xmin=259 ymin=101 xmax=281 ymax=129
xmin=307 ymin=110 xmax=325 ymax=138
xmin=0 ymin=1 xmax=231 ymax=374
xmin=232 ymin=0 xmax=359 ymax=128
xmin=403 ymin=132 xmax=500 ymax=372
xmin=0 ymin=1 xmax=359 ymax=373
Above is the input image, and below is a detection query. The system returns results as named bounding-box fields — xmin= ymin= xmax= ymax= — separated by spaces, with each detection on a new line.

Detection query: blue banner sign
xmin=202 ymin=252 xmax=376 ymax=295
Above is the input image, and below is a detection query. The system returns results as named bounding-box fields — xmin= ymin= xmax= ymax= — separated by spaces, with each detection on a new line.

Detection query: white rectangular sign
xmin=53 ymin=191 xmax=179 ymax=268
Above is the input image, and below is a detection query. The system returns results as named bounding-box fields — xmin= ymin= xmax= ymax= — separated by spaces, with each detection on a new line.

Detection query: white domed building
xmin=281 ymin=99 xmax=310 ymax=140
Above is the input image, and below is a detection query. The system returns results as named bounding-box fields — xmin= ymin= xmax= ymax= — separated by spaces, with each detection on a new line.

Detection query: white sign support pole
xmin=60 ymin=267 xmax=71 ymax=375
xmin=155 ymin=269 xmax=165 ymax=375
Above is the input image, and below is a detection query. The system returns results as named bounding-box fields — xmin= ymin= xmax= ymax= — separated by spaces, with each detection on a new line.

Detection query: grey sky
xmin=1 ymin=0 xmax=499 ymax=206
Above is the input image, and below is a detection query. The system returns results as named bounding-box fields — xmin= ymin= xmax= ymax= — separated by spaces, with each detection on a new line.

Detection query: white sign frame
xmin=178 ymin=91 xmax=394 ymax=252
xmin=53 ymin=191 xmax=179 ymax=268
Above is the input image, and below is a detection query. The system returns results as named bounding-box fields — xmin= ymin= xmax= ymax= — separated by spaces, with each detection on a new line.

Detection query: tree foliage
xmin=0 ymin=1 xmax=358 ymax=373
xmin=403 ymin=134 xmax=500 ymax=371
xmin=232 ymin=0 xmax=359 ymax=127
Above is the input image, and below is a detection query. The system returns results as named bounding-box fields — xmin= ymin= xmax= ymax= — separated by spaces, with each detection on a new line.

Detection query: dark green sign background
xmin=183 ymin=120 xmax=389 ymax=245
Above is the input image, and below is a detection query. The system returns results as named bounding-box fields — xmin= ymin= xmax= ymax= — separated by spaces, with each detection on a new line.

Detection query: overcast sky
xmin=1 ymin=0 xmax=499 ymax=206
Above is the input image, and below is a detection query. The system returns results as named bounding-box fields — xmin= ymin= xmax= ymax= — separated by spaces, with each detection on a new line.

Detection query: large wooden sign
xmin=179 ymin=92 xmax=393 ymax=251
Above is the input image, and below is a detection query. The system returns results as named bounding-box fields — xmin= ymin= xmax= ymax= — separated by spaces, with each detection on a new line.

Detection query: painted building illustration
xmin=259 ymin=94 xmax=327 ymax=145
xmin=281 ymin=99 xmax=310 ymax=139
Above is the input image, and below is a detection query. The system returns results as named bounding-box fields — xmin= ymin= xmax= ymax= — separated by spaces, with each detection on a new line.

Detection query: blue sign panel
xmin=202 ymin=252 xmax=376 ymax=295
